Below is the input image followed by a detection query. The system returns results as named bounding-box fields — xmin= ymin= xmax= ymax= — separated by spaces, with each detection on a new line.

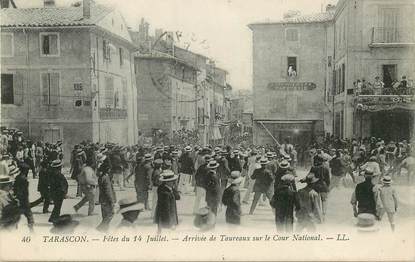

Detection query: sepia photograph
xmin=0 ymin=0 xmax=414 ymax=261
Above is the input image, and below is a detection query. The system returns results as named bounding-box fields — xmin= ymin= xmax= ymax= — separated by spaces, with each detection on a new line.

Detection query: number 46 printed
xmin=21 ymin=236 xmax=31 ymax=243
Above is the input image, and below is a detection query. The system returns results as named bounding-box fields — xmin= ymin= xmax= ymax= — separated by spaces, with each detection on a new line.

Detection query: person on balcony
xmin=399 ymin=76 xmax=408 ymax=95
xmin=373 ymin=76 xmax=384 ymax=95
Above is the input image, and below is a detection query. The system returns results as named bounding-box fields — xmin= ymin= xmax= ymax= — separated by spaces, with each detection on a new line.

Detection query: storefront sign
xmin=267 ymin=82 xmax=316 ymax=91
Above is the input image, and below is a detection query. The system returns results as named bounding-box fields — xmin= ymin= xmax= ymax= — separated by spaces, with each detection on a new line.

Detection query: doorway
xmin=382 ymin=64 xmax=397 ymax=88
xmin=370 ymin=110 xmax=412 ymax=141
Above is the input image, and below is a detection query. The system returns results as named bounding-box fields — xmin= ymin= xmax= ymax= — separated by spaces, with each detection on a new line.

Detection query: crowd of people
xmin=353 ymin=75 xmax=413 ymax=96
xmin=0 ymin=127 xmax=414 ymax=233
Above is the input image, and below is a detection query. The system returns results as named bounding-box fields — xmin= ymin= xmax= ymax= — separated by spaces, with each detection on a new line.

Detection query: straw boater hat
xmin=204 ymin=155 xmax=212 ymax=162
xmin=207 ymin=160 xmax=219 ymax=169
xmin=8 ymin=165 xmax=20 ymax=176
xmin=118 ymin=198 xmax=144 ymax=214
xmin=96 ymin=153 xmax=106 ymax=162
xmin=0 ymin=175 xmax=14 ymax=184
xmin=266 ymin=152 xmax=274 ymax=158
xmin=382 ymin=176 xmax=392 ymax=185
xmin=230 ymin=171 xmax=243 ymax=185
xmin=184 ymin=146 xmax=192 ymax=152
xmin=144 ymin=153 xmax=153 ymax=161
xmin=172 ymin=150 xmax=179 ymax=156
xmin=50 ymin=159 xmax=63 ymax=168
xmin=363 ymin=168 xmax=377 ymax=177
xmin=278 ymin=160 xmax=290 ymax=169
xmin=259 ymin=157 xmax=270 ymax=165
xmin=159 ymin=170 xmax=179 ymax=182
xmin=214 ymin=147 xmax=221 ymax=153
xmin=233 ymin=150 xmax=239 ymax=155
xmin=154 ymin=159 xmax=163 ymax=165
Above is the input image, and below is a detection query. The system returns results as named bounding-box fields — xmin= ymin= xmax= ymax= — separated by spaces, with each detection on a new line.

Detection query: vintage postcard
xmin=0 ymin=0 xmax=414 ymax=261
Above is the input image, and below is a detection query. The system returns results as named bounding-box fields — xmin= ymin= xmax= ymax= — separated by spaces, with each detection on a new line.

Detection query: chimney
xmin=325 ymin=4 xmax=336 ymax=12
xmin=83 ymin=0 xmax=91 ymax=19
xmin=44 ymin=0 xmax=55 ymax=7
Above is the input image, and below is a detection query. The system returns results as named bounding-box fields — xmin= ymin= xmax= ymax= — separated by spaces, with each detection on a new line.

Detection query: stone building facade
xmin=249 ymin=11 xmax=333 ymax=146
xmin=0 ymin=0 xmax=137 ymax=160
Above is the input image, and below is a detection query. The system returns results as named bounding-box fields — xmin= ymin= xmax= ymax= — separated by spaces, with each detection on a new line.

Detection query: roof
xmin=0 ymin=2 xmax=112 ymax=27
xmin=248 ymin=11 xmax=334 ymax=28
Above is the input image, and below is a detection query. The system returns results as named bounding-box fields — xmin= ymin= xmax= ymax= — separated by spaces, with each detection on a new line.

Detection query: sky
xmin=15 ymin=0 xmax=337 ymax=90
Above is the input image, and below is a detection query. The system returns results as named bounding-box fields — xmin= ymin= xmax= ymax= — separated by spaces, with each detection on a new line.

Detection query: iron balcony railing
xmin=371 ymin=27 xmax=414 ymax=45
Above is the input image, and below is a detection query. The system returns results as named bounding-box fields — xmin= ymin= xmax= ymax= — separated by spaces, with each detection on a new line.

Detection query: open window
xmin=40 ymin=33 xmax=60 ymax=56
xmin=287 ymin=56 xmax=298 ymax=77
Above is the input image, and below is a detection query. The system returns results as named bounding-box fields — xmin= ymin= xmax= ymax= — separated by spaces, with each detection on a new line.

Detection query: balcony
xmin=99 ymin=108 xmax=127 ymax=120
xmin=370 ymin=27 xmax=415 ymax=47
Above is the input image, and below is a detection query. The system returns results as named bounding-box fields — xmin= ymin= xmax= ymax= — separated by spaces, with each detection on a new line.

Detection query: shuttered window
xmin=104 ymin=76 xmax=114 ymax=107
xmin=40 ymin=33 xmax=59 ymax=56
xmin=1 ymin=33 xmax=13 ymax=57
xmin=1 ymin=74 xmax=14 ymax=104
xmin=41 ymin=72 xmax=60 ymax=105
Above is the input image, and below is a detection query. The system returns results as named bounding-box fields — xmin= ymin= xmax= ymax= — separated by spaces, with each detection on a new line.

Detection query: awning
xmin=211 ymin=126 xmax=222 ymax=140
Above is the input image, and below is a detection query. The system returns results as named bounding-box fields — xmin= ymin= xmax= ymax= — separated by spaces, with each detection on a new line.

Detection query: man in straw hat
xmin=154 ymin=170 xmax=180 ymax=233
xmin=270 ymin=173 xmax=298 ymax=232
xmin=296 ymin=173 xmax=323 ymax=232
xmin=48 ymin=160 xmax=68 ymax=223
xmin=178 ymin=146 xmax=195 ymax=194
xmin=12 ymin=165 xmax=34 ymax=231
xmin=351 ymin=168 xmax=379 ymax=218
xmin=249 ymin=157 xmax=274 ymax=215
xmin=0 ymin=175 xmax=20 ymax=230
xmin=96 ymin=156 xmax=116 ymax=232
xmin=204 ymin=160 xmax=221 ymax=216
xmin=378 ymin=175 xmax=398 ymax=231
xmin=134 ymin=153 xmax=153 ymax=210
xmin=150 ymin=159 xmax=164 ymax=218
xmin=193 ymin=154 xmax=211 ymax=214
xmin=222 ymin=171 xmax=243 ymax=225
xmin=73 ymin=157 xmax=98 ymax=216
xmin=117 ymin=198 xmax=144 ymax=229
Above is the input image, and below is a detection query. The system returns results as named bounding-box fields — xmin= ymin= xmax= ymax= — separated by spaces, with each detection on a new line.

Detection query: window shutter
xmin=49 ymin=34 xmax=58 ymax=55
xmin=49 ymin=73 xmax=60 ymax=105
xmin=281 ymin=56 xmax=286 ymax=78
xmin=43 ymin=35 xmax=50 ymax=55
xmin=13 ymin=73 xmax=24 ymax=105
xmin=41 ymin=73 xmax=49 ymax=105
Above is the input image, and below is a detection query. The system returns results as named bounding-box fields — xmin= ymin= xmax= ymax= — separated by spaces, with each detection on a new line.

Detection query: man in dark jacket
xmin=222 ymin=172 xmax=242 ymax=225
xmin=329 ymin=150 xmax=346 ymax=190
xmin=216 ymin=152 xmax=231 ymax=204
xmin=249 ymin=158 xmax=274 ymax=215
xmin=227 ymin=150 xmax=242 ymax=172
xmin=96 ymin=157 xmax=116 ymax=232
xmin=11 ymin=165 xmax=34 ymax=230
xmin=178 ymin=146 xmax=195 ymax=194
xmin=48 ymin=160 xmax=68 ymax=223
xmin=155 ymin=170 xmax=180 ymax=233
xmin=29 ymin=160 xmax=50 ymax=213
xmin=310 ymin=155 xmax=330 ymax=219
xmin=204 ymin=160 xmax=221 ymax=216
xmin=135 ymin=154 xmax=153 ymax=210
xmin=193 ymin=154 xmax=211 ymax=213
xmin=270 ymin=174 xmax=299 ymax=232
xmin=351 ymin=168 xmax=378 ymax=217
xmin=110 ymin=147 xmax=125 ymax=190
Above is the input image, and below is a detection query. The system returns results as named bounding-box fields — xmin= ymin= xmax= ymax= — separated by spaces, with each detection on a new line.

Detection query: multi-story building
xmin=131 ymin=20 xmax=231 ymax=145
xmin=248 ymin=9 xmax=334 ymax=146
xmin=0 ymin=0 xmax=138 ymax=159
xmin=249 ymin=0 xmax=415 ymax=144
xmin=333 ymin=0 xmax=415 ymax=141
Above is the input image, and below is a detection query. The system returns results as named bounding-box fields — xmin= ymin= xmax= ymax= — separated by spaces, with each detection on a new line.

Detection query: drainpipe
xmin=24 ymin=28 xmax=31 ymax=137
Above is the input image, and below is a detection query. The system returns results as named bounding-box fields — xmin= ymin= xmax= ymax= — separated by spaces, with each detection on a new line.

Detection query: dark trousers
xmin=249 ymin=191 xmax=272 ymax=215
xmin=20 ymin=203 xmax=34 ymax=229
xmin=136 ymin=190 xmax=149 ymax=209
xmin=30 ymin=191 xmax=50 ymax=213
xmin=49 ymin=197 xmax=63 ymax=222
xmin=96 ymin=202 xmax=114 ymax=232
